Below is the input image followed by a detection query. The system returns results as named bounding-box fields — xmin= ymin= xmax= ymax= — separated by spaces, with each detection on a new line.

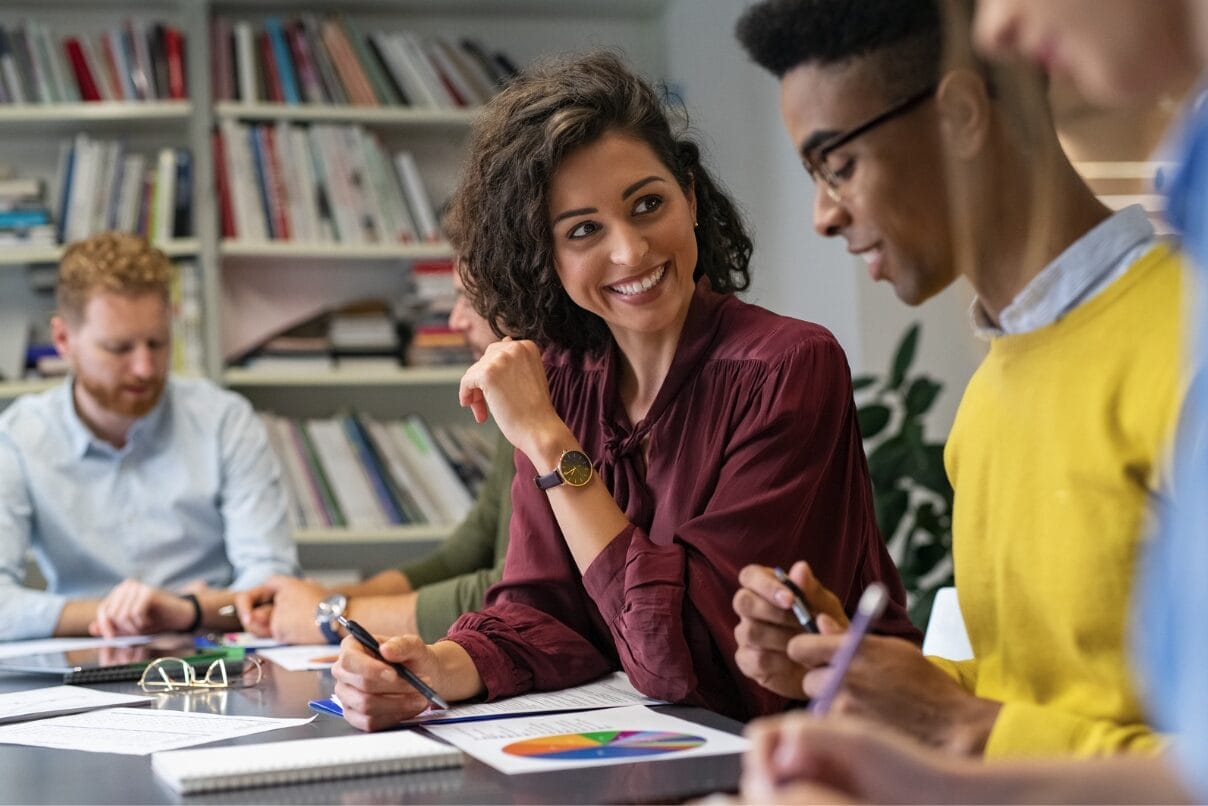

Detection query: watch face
xmin=559 ymin=450 xmax=593 ymax=487
xmin=315 ymin=595 xmax=346 ymax=626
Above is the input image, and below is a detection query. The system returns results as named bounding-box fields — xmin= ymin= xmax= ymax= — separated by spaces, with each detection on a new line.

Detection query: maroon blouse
xmin=445 ymin=280 xmax=920 ymax=721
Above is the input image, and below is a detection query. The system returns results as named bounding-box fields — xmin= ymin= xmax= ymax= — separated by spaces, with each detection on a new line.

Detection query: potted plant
xmin=854 ymin=323 xmax=954 ymax=627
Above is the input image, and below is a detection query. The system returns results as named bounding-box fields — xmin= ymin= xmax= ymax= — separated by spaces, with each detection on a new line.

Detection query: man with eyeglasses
xmin=729 ymin=0 xmax=1185 ymax=758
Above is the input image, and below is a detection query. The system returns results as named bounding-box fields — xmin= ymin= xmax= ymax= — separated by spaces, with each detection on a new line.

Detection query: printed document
xmin=257 ymin=644 xmax=340 ymax=671
xmin=425 ymin=704 xmax=749 ymax=775
xmin=0 ymin=685 xmax=153 ymax=725
xmin=405 ymin=671 xmax=664 ymax=725
xmin=0 ymin=707 xmax=314 ymax=755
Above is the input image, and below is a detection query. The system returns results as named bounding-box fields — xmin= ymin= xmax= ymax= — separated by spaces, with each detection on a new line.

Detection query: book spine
xmin=53 ymin=142 xmax=75 ymax=242
xmin=306 ymin=419 xmax=386 ymax=528
xmin=257 ymin=31 xmax=282 ymax=103
xmin=29 ymin=23 xmax=61 ymax=103
xmin=247 ymin=124 xmax=275 ymax=239
xmin=264 ymin=18 xmax=299 ymax=104
xmin=339 ymin=17 xmax=396 ymax=105
xmin=320 ymin=20 xmax=375 ymax=106
xmin=210 ymin=17 xmax=233 ymax=102
xmin=63 ymin=38 xmax=99 ymax=102
xmin=172 ymin=147 xmax=192 ymax=238
xmin=212 ymin=128 xmax=235 ymax=239
xmin=11 ymin=24 xmax=42 ymax=103
xmin=80 ymin=36 xmax=115 ymax=101
xmin=260 ymin=125 xmax=291 ymax=240
xmin=364 ymin=417 xmax=442 ymax=523
xmin=127 ymin=18 xmax=156 ymax=100
xmin=164 ymin=26 xmax=186 ymax=100
xmin=286 ymin=22 xmax=325 ymax=104
xmin=302 ymin=15 xmax=345 ymax=105
xmin=393 ymin=151 xmax=439 ymax=242
xmin=233 ymin=22 xmax=257 ymax=103
xmin=294 ymin=420 xmax=343 ymax=527
xmin=341 ymin=415 xmax=407 ymax=524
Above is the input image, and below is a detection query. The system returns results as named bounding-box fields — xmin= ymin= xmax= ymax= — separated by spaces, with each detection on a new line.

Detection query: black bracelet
xmin=180 ymin=593 xmax=203 ymax=633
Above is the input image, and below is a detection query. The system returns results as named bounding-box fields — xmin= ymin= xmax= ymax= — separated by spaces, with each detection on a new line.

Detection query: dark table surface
xmin=0 ymin=659 xmax=744 ymax=804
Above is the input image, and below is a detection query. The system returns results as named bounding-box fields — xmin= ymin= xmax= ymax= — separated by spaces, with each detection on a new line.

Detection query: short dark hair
xmin=445 ymin=50 xmax=752 ymax=356
xmin=735 ymin=0 xmax=945 ymax=98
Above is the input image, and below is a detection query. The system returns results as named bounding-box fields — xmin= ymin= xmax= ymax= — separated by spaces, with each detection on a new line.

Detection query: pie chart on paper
xmin=502 ymin=730 xmax=706 ymax=760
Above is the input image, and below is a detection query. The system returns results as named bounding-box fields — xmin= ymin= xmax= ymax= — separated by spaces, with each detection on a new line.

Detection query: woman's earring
xmin=693 ymin=219 xmax=699 ymax=228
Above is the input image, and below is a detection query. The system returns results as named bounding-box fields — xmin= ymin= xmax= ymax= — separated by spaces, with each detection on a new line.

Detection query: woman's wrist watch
xmin=533 ymin=449 xmax=594 ymax=490
xmin=314 ymin=594 xmax=348 ymax=644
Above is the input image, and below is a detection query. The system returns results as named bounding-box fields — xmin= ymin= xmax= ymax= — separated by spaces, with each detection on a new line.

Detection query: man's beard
xmin=76 ymin=371 xmax=166 ymax=420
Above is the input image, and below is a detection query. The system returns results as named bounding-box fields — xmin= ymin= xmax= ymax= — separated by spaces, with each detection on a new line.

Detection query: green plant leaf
xmin=868 ymin=435 xmax=912 ymax=489
xmin=889 ymin=323 xmax=920 ymax=390
xmin=857 ymin=404 xmax=892 ymax=439
xmin=905 ymin=377 xmax=942 ymax=417
xmin=874 ymin=488 xmax=909 ymax=541
xmin=852 ymin=375 xmax=878 ymax=392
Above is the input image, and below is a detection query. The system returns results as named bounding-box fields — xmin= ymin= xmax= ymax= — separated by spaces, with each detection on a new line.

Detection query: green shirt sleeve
xmin=400 ymin=432 xmax=514 ymax=642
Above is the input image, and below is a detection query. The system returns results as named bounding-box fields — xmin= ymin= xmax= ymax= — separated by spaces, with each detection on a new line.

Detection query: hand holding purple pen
xmin=808 ymin=583 xmax=889 ymax=715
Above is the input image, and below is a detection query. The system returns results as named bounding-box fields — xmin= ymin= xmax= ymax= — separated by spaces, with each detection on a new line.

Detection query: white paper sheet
xmin=404 ymin=671 xmax=664 ymax=725
xmin=0 ymin=707 xmax=314 ymax=755
xmin=256 ymin=644 xmax=341 ymax=671
xmin=424 ymin=704 xmax=749 ymax=775
xmin=0 ymin=685 xmax=153 ymax=725
xmin=0 ymin=635 xmax=152 ymax=660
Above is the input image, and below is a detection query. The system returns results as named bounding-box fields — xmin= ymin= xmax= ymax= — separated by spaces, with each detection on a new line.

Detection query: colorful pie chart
xmin=502 ymin=730 xmax=706 ymax=760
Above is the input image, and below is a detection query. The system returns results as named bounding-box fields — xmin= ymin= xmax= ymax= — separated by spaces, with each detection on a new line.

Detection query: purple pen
xmin=808 ymin=582 xmax=889 ymax=715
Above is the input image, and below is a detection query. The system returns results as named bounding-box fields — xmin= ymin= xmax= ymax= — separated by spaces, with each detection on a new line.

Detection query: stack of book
xmin=214 ymin=121 xmax=437 ymax=243
xmin=211 ymin=15 xmax=515 ymax=108
xmin=259 ymin=411 xmax=491 ymax=529
xmin=406 ymin=259 xmax=473 ymax=367
xmin=0 ymin=176 xmax=53 ymax=247
xmin=238 ymin=299 xmax=404 ymax=373
xmin=53 ymin=135 xmax=192 ymax=245
xmin=0 ymin=18 xmax=187 ymax=104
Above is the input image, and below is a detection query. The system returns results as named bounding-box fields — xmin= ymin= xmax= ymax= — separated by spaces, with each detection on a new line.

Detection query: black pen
xmin=773 ymin=566 xmax=820 ymax=634
xmin=335 ymin=615 xmax=450 ymax=710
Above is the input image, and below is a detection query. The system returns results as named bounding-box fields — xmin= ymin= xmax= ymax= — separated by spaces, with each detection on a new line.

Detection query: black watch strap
xmin=180 ymin=593 xmax=203 ymax=633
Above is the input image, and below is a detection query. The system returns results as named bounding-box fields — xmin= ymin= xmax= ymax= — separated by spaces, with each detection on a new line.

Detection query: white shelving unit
xmin=0 ymin=239 xmax=201 ymax=268
xmin=219 ymin=241 xmax=455 ymax=261
xmin=214 ymin=102 xmax=477 ymax=127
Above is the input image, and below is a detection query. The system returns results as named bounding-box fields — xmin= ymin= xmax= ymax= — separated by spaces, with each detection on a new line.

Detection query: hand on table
xmin=234 ymin=575 xmax=330 ymax=643
xmin=89 ymin=578 xmax=194 ymax=637
xmin=732 ymin=561 xmax=849 ymax=700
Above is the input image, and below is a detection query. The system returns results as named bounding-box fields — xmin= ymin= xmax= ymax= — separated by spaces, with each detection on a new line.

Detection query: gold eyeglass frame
xmin=138 ymin=654 xmax=264 ymax=693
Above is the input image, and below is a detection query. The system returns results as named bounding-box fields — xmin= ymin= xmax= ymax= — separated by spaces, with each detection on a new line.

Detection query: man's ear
xmin=935 ymin=68 xmax=992 ymax=160
xmin=50 ymin=314 xmax=74 ymax=361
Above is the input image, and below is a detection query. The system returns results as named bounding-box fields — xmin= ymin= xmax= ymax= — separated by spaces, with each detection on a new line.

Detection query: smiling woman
xmin=330 ymin=50 xmax=920 ymax=733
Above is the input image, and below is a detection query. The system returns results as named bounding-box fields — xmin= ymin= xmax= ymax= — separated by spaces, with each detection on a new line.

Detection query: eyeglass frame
xmin=805 ymin=84 xmax=939 ymax=201
xmin=138 ymin=654 xmax=264 ymax=693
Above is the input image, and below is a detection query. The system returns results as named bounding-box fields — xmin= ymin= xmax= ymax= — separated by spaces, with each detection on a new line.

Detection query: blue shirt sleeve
xmin=0 ymin=432 xmax=67 ymax=640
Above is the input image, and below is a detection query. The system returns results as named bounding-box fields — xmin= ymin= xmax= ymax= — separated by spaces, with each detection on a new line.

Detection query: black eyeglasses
xmin=805 ymin=84 xmax=938 ymax=201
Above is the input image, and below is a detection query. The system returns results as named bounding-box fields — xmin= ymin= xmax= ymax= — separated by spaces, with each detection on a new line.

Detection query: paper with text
xmin=424 ymin=704 xmax=749 ymax=774
xmin=0 ymin=707 xmax=314 ymax=755
xmin=0 ymin=685 xmax=153 ymax=725
xmin=257 ymin=644 xmax=340 ymax=671
xmin=404 ymin=671 xmax=663 ymax=725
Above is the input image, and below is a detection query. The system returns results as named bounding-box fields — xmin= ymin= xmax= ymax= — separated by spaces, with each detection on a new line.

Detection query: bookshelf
xmin=0 ymin=0 xmax=669 ymax=560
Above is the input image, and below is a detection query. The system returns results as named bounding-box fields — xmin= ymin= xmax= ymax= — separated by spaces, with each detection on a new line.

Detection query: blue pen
xmin=336 ymin=615 xmax=449 ymax=711
xmin=808 ymin=583 xmax=888 ymax=715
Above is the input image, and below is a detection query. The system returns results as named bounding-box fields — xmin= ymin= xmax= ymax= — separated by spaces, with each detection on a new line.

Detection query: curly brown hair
xmin=445 ymin=50 xmax=753 ymax=356
xmin=57 ymin=231 xmax=173 ymax=324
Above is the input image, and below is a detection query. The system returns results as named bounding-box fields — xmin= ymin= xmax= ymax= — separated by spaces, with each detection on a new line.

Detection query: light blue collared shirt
xmin=971 ymin=204 xmax=1159 ymax=337
xmin=0 ymin=376 xmax=299 ymax=640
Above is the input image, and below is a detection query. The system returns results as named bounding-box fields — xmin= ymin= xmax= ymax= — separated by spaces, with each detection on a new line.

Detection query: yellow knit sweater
xmin=932 ymin=244 xmax=1185 ymax=758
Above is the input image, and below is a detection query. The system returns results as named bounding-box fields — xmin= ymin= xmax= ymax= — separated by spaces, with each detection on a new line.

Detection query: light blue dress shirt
xmin=1138 ymin=87 xmax=1208 ymax=802
xmin=971 ymin=204 xmax=1159 ymax=337
xmin=0 ymin=376 xmax=299 ymax=640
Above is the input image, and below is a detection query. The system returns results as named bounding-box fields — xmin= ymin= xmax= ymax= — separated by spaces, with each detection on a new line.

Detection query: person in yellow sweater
xmin=729 ymin=0 xmax=1185 ymax=758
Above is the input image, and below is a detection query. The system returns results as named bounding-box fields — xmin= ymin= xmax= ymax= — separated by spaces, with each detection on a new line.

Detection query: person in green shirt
xmin=234 ymin=271 xmax=513 ymax=644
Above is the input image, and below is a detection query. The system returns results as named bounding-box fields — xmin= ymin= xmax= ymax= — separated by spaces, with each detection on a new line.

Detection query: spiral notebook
xmin=151 ymin=731 xmax=463 ymax=794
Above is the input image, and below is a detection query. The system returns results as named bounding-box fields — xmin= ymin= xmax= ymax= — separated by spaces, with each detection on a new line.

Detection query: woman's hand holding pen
xmin=732 ymin=561 xmax=848 ymax=700
xmin=333 ymin=632 xmax=484 ymax=732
